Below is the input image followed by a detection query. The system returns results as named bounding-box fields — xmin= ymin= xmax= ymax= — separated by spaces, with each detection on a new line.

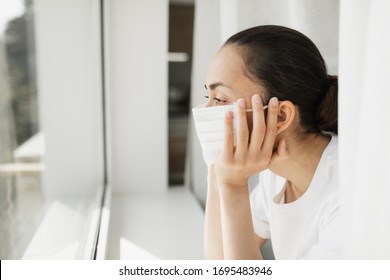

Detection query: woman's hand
xmin=214 ymin=94 xmax=288 ymax=191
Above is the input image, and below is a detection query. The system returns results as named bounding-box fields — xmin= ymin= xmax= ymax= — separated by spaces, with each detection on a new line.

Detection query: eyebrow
xmin=204 ymin=82 xmax=231 ymax=91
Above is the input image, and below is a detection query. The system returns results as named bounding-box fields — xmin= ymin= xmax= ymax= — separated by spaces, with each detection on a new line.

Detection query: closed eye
xmin=204 ymin=95 xmax=226 ymax=105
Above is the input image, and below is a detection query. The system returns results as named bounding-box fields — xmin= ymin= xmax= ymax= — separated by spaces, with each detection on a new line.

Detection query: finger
xmin=235 ymin=98 xmax=250 ymax=159
xmin=261 ymin=97 xmax=279 ymax=156
xmin=208 ymin=163 xmax=215 ymax=175
xmin=249 ymin=94 xmax=266 ymax=154
xmin=222 ymin=110 xmax=234 ymax=160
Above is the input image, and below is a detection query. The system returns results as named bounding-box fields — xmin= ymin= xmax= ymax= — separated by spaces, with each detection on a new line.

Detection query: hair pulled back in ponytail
xmin=317 ymin=75 xmax=338 ymax=134
xmin=224 ymin=25 xmax=338 ymax=135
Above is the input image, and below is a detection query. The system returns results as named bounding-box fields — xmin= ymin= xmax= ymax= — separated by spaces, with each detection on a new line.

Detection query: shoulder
xmin=318 ymin=135 xmax=339 ymax=191
xmin=313 ymin=136 xmax=340 ymax=226
xmin=317 ymin=135 xmax=340 ymax=228
xmin=324 ymin=135 xmax=338 ymax=165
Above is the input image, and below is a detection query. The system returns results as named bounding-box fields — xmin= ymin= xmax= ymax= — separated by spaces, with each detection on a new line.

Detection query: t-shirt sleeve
xmin=250 ymin=176 xmax=271 ymax=240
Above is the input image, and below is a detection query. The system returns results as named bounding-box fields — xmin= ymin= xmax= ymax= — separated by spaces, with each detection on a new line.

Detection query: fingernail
xmin=238 ymin=98 xmax=246 ymax=108
xmin=253 ymin=94 xmax=261 ymax=104
xmin=270 ymin=97 xmax=279 ymax=107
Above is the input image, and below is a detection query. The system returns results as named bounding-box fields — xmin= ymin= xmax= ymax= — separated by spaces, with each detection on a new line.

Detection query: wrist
xmin=207 ymin=183 xmax=220 ymax=200
xmin=218 ymin=181 xmax=249 ymax=196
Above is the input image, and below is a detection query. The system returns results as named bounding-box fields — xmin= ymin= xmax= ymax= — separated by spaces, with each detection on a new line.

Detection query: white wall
xmin=106 ymin=0 xmax=168 ymax=193
xmin=31 ymin=0 xmax=105 ymax=259
xmin=35 ymin=0 xmax=104 ymax=197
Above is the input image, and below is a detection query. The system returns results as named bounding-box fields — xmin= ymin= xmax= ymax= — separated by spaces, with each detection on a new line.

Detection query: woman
xmin=198 ymin=25 xmax=340 ymax=259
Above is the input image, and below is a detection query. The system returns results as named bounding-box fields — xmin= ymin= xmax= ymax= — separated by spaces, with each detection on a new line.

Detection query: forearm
xmin=219 ymin=185 xmax=262 ymax=260
xmin=204 ymin=169 xmax=224 ymax=259
xmin=203 ymin=96 xmax=281 ymax=259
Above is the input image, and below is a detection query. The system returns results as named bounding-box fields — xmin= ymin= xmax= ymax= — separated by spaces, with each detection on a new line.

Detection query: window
xmin=0 ymin=0 xmax=105 ymax=259
xmin=0 ymin=0 xmax=41 ymax=259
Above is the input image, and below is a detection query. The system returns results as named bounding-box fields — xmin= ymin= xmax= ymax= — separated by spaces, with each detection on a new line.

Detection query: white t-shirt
xmin=250 ymin=136 xmax=341 ymax=259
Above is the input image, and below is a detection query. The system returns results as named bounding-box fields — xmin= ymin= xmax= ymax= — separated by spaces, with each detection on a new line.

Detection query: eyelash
xmin=204 ymin=95 xmax=226 ymax=105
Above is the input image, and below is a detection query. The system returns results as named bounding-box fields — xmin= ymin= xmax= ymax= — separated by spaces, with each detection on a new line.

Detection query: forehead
xmin=206 ymin=46 xmax=245 ymax=83
xmin=206 ymin=46 xmax=263 ymax=95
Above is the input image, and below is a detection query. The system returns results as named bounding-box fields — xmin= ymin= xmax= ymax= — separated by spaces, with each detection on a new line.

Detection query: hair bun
xmin=317 ymin=75 xmax=338 ymax=134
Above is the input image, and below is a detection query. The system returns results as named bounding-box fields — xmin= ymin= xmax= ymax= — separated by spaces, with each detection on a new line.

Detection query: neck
xmin=270 ymin=133 xmax=331 ymax=203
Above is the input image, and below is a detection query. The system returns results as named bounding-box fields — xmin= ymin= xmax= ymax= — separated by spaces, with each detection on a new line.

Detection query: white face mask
xmin=192 ymin=104 xmax=235 ymax=165
xmin=192 ymin=103 xmax=268 ymax=165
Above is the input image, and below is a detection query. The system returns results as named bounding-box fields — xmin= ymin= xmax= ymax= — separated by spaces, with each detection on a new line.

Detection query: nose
xmin=200 ymin=101 xmax=214 ymax=108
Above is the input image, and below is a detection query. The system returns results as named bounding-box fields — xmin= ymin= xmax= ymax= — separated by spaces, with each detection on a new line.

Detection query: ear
xmin=276 ymin=101 xmax=296 ymax=134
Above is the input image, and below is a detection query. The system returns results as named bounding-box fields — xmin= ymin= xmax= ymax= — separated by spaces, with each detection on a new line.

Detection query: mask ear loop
xmin=242 ymin=104 xmax=268 ymax=113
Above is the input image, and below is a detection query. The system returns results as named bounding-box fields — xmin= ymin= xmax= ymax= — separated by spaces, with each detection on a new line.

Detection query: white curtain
xmin=339 ymin=0 xmax=390 ymax=259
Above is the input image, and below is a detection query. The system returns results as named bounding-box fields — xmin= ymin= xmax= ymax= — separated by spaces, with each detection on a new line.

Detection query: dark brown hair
xmin=224 ymin=25 xmax=338 ymax=135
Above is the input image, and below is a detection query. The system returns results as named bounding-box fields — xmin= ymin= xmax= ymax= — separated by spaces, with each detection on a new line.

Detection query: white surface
xmin=22 ymin=197 xmax=95 ymax=259
xmin=30 ymin=0 xmax=104 ymax=259
xmin=339 ymin=0 xmax=390 ymax=259
xmin=13 ymin=132 xmax=44 ymax=160
xmin=94 ymin=184 xmax=112 ymax=260
xmin=107 ymin=188 xmax=204 ymax=260
xmin=168 ymin=52 xmax=189 ymax=62
xmin=106 ymin=0 xmax=168 ymax=193
xmin=35 ymin=0 xmax=104 ymax=197
xmin=0 ymin=162 xmax=43 ymax=175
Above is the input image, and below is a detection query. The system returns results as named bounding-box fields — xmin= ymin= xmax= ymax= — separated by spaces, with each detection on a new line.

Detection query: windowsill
xmin=20 ymin=194 xmax=101 ymax=260
xmin=106 ymin=187 xmax=204 ymax=260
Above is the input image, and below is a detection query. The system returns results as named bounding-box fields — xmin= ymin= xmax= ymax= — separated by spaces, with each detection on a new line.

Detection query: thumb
xmin=270 ymin=138 xmax=289 ymax=164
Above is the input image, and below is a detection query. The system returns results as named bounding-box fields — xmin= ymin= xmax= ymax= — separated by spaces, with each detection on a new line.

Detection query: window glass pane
xmin=0 ymin=0 xmax=42 ymax=259
xmin=0 ymin=0 xmax=103 ymax=259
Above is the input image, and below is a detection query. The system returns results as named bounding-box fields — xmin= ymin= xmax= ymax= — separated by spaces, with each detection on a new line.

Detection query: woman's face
xmin=204 ymin=46 xmax=267 ymax=108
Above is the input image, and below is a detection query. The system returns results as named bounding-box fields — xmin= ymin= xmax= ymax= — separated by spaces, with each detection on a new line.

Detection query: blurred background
xmin=1 ymin=0 xmax=389 ymax=260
